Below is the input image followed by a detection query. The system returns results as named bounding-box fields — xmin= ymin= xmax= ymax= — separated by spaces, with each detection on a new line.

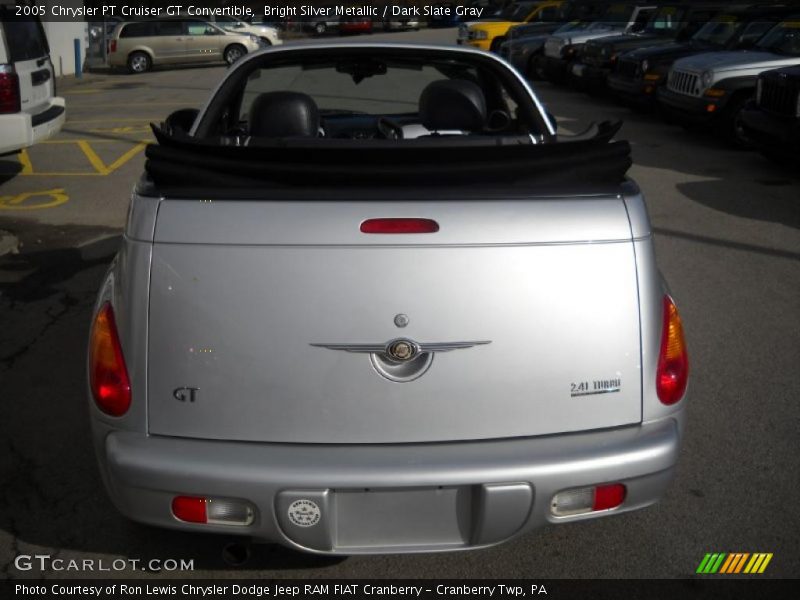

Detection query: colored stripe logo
xmin=696 ymin=553 xmax=773 ymax=574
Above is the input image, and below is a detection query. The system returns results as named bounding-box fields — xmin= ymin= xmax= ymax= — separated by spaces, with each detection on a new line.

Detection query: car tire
xmin=127 ymin=51 xmax=151 ymax=74
xmin=718 ymin=93 xmax=753 ymax=149
xmin=526 ymin=54 xmax=542 ymax=81
xmin=315 ymin=22 xmax=327 ymax=35
xmin=224 ymin=44 xmax=247 ymax=65
xmin=490 ymin=37 xmax=506 ymax=53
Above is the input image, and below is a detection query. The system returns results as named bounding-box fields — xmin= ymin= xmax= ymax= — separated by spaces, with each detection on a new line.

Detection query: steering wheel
xmin=376 ymin=117 xmax=404 ymax=140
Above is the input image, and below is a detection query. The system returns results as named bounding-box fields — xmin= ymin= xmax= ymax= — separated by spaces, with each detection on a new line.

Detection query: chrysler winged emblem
xmin=310 ymin=338 xmax=491 ymax=362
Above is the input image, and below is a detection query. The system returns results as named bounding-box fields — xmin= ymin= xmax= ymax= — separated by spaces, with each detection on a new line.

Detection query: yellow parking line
xmin=77 ymin=140 xmax=110 ymax=174
xmin=18 ymin=149 xmax=34 ymax=175
xmin=0 ymin=188 xmax=69 ymax=210
xmin=105 ymin=142 xmax=147 ymax=173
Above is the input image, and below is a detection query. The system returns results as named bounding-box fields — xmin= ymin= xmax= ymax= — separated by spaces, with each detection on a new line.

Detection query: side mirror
xmin=164 ymin=108 xmax=200 ymax=135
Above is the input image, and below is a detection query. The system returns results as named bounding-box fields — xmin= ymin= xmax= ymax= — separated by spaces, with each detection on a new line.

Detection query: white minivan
xmin=0 ymin=7 xmax=65 ymax=155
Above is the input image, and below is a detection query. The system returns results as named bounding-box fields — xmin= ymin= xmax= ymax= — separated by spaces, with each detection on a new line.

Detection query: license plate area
xmin=275 ymin=483 xmax=533 ymax=553
xmin=335 ymin=487 xmax=471 ymax=550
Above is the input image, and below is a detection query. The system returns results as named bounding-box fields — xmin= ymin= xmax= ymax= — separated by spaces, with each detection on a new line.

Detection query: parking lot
xmin=1 ymin=26 xmax=799 ymax=579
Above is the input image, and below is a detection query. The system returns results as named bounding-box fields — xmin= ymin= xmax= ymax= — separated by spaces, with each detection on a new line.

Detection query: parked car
xmin=571 ymin=2 xmax=729 ymax=89
xmin=429 ymin=1 xmax=498 ymax=29
xmin=380 ymin=0 xmax=421 ymax=30
xmin=740 ymin=65 xmax=800 ymax=161
xmin=501 ymin=0 xmax=618 ymax=76
xmin=88 ymin=42 xmax=689 ymax=554
xmin=657 ymin=17 xmax=800 ymax=146
xmin=460 ymin=1 xmax=565 ymax=52
xmin=0 ymin=7 xmax=65 ymax=155
xmin=207 ymin=15 xmax=282 ymax=46
xmin=108 ymin=19 xmax=264 ymax=73
xmin=541 ymin=2 xmax=656 ymax=81
xmin=608 ymin=4 xmax=797 ymax=107
xmin=299 ymin=15 xmax=341 ymax=36
xmin=340 ymin=16 xmax=374 ymax=35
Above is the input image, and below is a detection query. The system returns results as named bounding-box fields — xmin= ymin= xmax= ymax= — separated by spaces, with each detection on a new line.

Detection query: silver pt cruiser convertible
xmin=88 ymin=43 xmax=689 ymax=555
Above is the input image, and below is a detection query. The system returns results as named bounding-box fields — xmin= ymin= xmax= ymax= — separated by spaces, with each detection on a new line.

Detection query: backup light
xmin=89 ymin=303 xmax=131 ymax=416
xmin=656 ymin=295 xmax=689 ymax=405
xmin=172 ymin=496 xmax=255 ymax=526
xmin=551 ymin=484 xmax=627 ymax=516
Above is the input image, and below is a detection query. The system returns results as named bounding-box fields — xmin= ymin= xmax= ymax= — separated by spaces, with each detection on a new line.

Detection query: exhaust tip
xmin=222 ymin=542 xmax=251 ymax=567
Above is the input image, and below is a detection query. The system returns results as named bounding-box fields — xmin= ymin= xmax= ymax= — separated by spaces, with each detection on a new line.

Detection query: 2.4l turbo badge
xmin=570 ymin=377 xmax=622 ymax=397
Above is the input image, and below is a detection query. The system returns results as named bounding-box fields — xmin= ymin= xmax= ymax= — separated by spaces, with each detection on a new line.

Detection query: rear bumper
xmin=0 ymin=97 xmax=65 ymax=155
xmin=97 ymin=415 xmax=683 ymax=554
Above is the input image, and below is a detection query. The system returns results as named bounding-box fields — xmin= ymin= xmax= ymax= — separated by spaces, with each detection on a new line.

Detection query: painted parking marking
xmin=15 ymin=140 xmax=147 ymax=177
xmin=0 ymin=188 xmax=69 ymax=210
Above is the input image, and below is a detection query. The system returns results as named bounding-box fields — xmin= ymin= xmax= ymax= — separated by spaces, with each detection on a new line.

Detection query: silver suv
xmin=657 ymin=18 xmax=800 ymax=146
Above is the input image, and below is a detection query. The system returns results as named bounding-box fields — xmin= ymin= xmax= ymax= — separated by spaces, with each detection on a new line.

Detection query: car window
xmin=120 ymin=22 xmax=155 ymax=38
xmin=644 ymin=6 xmax=686 ymax=34
xmin=740 ymin=21 xmax=781 ymax=44
xmin=0 ymin=8 xmax=49 ymax=61
xmin=692 ymin=15 xmax=740 ymax=46
xmin=156 ymin=21 xmax=184 ymax=36
xmin=756 ymin=20 xmax=800 ymax=55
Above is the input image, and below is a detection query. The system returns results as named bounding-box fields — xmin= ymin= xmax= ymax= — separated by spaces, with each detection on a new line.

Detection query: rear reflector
xmin=110 ymin=40 xmax=117 ymax=53
xmin=0 ymin=65 xmax=21 ymax=114
xmin=172 ymin=496 xmax=255 ymax=526
xmin=657 ymin=295 xmax=689 ymax=405
xmin=551 ymin=483 xmax=626 ymax=516
xmin=360 ymin=218 xmax=439 ymax=234
xmin=89 ymin=303 xmax=131 ymax=416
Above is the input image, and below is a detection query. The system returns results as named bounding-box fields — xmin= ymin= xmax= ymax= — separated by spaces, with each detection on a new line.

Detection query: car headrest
xmin=249 ymin=91 xmax=320 ymax=137
xmin=419 ymin=79 xmax=487 ymax=132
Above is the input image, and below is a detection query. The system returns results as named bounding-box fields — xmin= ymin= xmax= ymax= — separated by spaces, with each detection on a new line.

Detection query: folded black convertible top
xmin=144 ymin=121 xmax=632 ymax=194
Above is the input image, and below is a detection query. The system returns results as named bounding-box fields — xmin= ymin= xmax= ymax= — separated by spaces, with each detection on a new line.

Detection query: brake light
xmin=89 ymin=303 xmax=131 ymax=416
xmin=109 ymin=40 xmax=117 ymax=53
xmin=172 ymin=496 xmax=255 ymax=526
xmin=656 ymin=295 xmax=688 ymax=405
xmin=0 ymin=65 xmax=21 ymax=114
xmin=360 ymin=218 xmax=439 ymax=234
xmin=551 ymin=483 xmax=627 ymax=516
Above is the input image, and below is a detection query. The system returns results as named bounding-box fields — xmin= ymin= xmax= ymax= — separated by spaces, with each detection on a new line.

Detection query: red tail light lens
xmin=172 ymin=496 xmax=207 ymax=523
xmin=0 ymin=66 xmax=21 ymax=114
xmin=89 ymin=303 xmax=131 ymax=416
xmin=109 ymin=40 xmax=117 ymax=53
xmin=657 ymin=295 xmax=689 ymax=405
xmin=360 ymin=218 xmax=439 ymax=234
xmin=592 ymin=483 xmax=626 ymax=511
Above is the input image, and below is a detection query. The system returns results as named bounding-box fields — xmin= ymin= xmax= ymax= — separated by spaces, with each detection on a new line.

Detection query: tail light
xmin=172 ymin=496 xmax=255 ymax=526
xmin=360 ymin=218 xmax=439 ymax=234
xmin=657 ymin=295 xmax=689 ymax=405
xmin=89 ymin=303 xmax=131 ymax=416
xmin=551 ymin=483 xmax=627 ymax=516
xmin=109 ymin=40 xmax=117 ymax=53
xmin=0 ymin=65 xmax=21 ymax=114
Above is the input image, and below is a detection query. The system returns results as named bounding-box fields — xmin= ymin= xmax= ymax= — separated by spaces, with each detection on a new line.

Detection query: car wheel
xmin=527 ymin=54 xmax=542 ymax=81
xmin=719 ymin=93 xmax=752 ymax=149
xmin=315 ymin=22 xmax=327 ymax=35
xmin=127 ymin=51 xmax=151 ymax=74
xmin=224 ymin=44 xmax=247 ymax=65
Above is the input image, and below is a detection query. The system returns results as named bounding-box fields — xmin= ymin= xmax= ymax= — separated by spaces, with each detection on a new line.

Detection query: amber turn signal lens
xmin=89 ymin=302 xmax=131 ymax=416
xmin=656 ymin=295 xmax=689 ymax=405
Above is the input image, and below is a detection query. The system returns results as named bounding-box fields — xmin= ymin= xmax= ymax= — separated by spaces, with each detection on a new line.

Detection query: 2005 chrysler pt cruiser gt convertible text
xmin=87 ymin=43 xmax=689 ymax=555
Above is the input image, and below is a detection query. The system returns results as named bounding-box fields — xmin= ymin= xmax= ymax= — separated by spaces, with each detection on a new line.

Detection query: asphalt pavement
xmin=0 ymin=27 xmax=798 ymax=580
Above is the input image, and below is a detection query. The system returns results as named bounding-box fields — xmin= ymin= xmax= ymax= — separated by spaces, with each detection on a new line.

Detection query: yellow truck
xmin=460 ymin=1 xmax=564 ymax=52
